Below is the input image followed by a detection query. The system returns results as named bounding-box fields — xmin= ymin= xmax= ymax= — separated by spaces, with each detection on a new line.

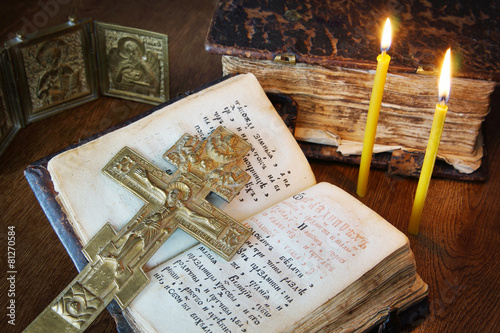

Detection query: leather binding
xmin=206 ymin=0 xmax=499 ymax=181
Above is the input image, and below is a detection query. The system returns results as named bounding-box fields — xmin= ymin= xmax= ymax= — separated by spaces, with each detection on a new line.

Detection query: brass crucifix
xmin=25 ymin=126 xmax=252 ymax=332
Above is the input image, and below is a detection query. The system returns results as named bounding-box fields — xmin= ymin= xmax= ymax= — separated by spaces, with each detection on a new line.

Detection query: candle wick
xmin=439 ymin=99 xmax=446 ymax=107
xmin=381 ymin=50 xmax=386 ymax=57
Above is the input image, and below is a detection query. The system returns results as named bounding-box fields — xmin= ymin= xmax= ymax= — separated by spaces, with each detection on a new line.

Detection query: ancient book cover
xmin=206 ymin=0 xmax=499 ymax=80
xmin=206 ymin=0 xmax=498 ymax=180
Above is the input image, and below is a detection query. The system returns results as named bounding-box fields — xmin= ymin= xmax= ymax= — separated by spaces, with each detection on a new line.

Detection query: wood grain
xmin=0 ymin=1 xmax=499 ymax=332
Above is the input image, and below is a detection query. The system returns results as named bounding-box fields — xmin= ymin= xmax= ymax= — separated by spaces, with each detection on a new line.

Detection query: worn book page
xmin=47 ymin=73 xmax=316 ymax=269
xmin=127 ymin=182 xmax=408 ymax=332
xmin=223 ymin=56 xmax=495 ymax=173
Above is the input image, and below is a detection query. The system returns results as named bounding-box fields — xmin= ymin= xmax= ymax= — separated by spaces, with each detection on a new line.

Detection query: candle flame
xmin=438 ymin=48 xmax=451 ymax=103
xmin=381 ymin=18 xmax=392 ymax=52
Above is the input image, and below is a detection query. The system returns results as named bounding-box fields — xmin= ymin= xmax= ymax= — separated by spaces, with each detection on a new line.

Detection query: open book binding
xmin=25 ymin=74 xmax=428 ymax=332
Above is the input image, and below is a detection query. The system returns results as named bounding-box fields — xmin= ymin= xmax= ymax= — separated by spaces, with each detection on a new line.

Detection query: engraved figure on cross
xmin=108 ymin=178 xmax=223 ymax=275
xmin=25 ymin=126 xmax=252 ymax=333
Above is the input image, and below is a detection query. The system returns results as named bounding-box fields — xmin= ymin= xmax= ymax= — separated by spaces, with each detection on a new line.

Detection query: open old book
xmin=29 ymin=74 xmax=427 ymax=332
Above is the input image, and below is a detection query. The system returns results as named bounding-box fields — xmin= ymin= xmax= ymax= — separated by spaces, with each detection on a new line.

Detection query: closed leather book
xmin=206 ymin=0 xmax=499 ymax=180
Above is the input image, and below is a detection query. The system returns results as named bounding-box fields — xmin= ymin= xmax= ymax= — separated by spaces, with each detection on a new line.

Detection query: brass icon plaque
xmin=0 ymin=17 xmax=170 ymax=156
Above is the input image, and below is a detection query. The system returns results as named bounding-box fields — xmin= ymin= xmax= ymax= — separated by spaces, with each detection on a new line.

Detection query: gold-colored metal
xmin=0 ymin=17 xmax=169 ymax=132
xmin=274 ymin=53 xmax=297 ymax=65
xmin=284 ymin=9 xmax=303 ymax=22
xmin=3 ymin=18 xmax=98 ymax=124
xmin=416 ymin=65 xmax=438 ymax=75
xmin=94 ymin=22 xmax=170 ymax=104
xmin=24 ymin=126 xmax=252 ymax=332
xmin=16 ymin=31 xmax=26 ymax=40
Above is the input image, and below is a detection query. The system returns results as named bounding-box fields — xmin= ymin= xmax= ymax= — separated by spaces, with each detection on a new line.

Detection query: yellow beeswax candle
xmin=408 ymin=48 xmax=451 ymax=235
xmin=357 ymin=18 xmax=391 ymax=197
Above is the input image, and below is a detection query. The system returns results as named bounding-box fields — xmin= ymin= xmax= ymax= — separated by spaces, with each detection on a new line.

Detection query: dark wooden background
xmin=1 ymin=1 xmax=498 ymax=332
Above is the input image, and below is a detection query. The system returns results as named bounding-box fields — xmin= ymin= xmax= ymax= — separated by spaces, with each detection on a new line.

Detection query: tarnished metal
xmin=416 ymin=65 xmax=438 ymax=75
xmin=274 ymin=53 xmax=296 ymax=65
xmin=24 ymin=126 xmax=252 ymax=332
xmin=94 ymin=21 xmax=170 ymax=104
xmin=3 ymin=17 xmax=98 ymax=124
xmin=0 ymin=17 xmax=169 ymax=128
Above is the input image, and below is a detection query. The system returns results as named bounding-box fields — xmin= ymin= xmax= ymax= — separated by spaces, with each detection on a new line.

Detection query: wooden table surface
xmin=1 ymin=1 xmax=498 ymax=332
